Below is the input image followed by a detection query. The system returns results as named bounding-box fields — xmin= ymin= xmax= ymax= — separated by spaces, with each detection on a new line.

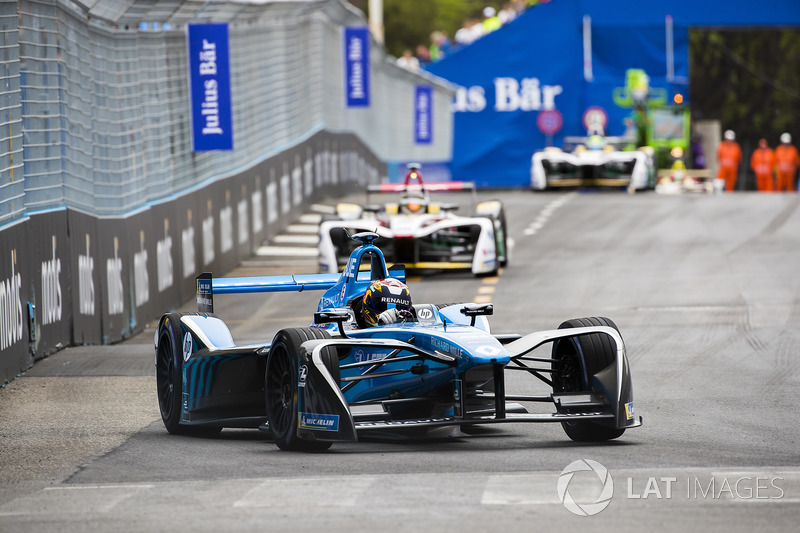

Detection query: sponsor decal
xmin=292 ymin=157 xmax=303 ymax=206
xmin=202 ymin=200 xmax=215 ymax=266
xmin=266 ymin=179 xmax=278 ymax=224
xmin=280 ymin=171 xmax=291 ymax=215
xmin=625 ymin=401 xmax=635 ymax=420
xmin=237 ymin=193 xmax=249 ymax=245
xmin=430 ymin=337 xmax=462 ymax=357
xmin=133 ymin=231 xmax=150 ymax=307
xmin=330 ymin=151 xmax=339 ymax=184
xmin=299 ymin=364 xmax=308 ymax=388
xmin=415 ymin=85 xmax=433 ymax=144
xmin=182 ymin=210 xmax=196 ymax=279
xmin=0 ymin=250 xmax=24 ymax=350
xmin=182 ymin=331 xmax=193 ymax=362
xmin=299 ymin=412 xmax=340 ymax=431
xmin=476 ymin=345 xmax=501 ymax=356
xmin=196 ymin=278 xmax=212 ymax=295
xmin=220 ymin=192 xmax=233 ymax=253
xmin=187 ymin=23 xmax=233 ymax=151
xmin=344 ymin=27 xmax=370 ymax=107
xmin=41 ymin=236 xmax=62 ymax=326
xmin=354 ymin=349 xmax=388 ymax=363
xmin=452 ymin=78 xmax=563 ymax=113
xmin=157 ymin=219 xmax=174 ymax=292
xmin=106 ymin=238 xmax=124 ymax=316
xmin=380 ymin=297 xmax=409 ymax=305
xmin=303 ymin=154 xmax=314 ymax=196
xmin=78 ymin=235 xmax=95 ymax=316
xmin=251 ymin=189 xmax=263 ymax=234
xmin=417 ymin=308 xmax=433 ymax=320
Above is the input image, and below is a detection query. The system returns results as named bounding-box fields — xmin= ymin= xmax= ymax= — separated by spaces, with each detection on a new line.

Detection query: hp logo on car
xmin=557 ymin=459 xmax=614 ymax=516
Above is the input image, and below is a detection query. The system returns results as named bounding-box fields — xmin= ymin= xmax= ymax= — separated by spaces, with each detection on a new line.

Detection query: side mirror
xmin=460 ymin=303 xmax=493 ymax=327
xmin=313 ymin=311 xmax=352 ymax=338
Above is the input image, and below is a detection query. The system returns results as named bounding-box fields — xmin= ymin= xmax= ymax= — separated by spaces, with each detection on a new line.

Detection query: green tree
xmin=349 ymin=0 xmax=506 ymax=58
xmin=690 ymin=29 xmax=800 ymax=150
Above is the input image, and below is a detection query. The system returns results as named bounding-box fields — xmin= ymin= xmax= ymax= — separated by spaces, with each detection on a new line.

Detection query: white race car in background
xmin=319 ymin=164 xmax=509 ymax=277
xmin=531 ymin=135 xmax=655 ymax=192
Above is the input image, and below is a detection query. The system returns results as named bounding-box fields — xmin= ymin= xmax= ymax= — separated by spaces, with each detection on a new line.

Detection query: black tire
xmin=155 ymin=313 xmax=221 ymax=436
xmin=266 ymin=328 xmax=335 ymax=451
xmin=494 ymin=206 xmax=509 ymax=268
xmin=552 ymin=316 xmax=625 ymax=442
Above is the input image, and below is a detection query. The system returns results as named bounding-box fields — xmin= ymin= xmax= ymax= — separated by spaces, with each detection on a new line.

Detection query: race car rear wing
xmin=196 ymin=265 xmax=405 ymax=314
xmin=367 ymin=181 xmax=475 ymax=194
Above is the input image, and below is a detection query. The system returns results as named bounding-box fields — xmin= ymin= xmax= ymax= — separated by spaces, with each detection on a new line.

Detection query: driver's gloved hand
xmin=377 ymin=308 xmax=400 ymax=325
xmin=377 ymin=308 xmax=413 ymax=325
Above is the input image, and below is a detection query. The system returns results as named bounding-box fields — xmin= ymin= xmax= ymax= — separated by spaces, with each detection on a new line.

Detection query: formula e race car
xmin=531 ymin=135 xmax=655 ymax=192
xmin=155 ymin=232 xmax=641 ymax=451
xmin=318 ymin=164 xmax=508 ymax=276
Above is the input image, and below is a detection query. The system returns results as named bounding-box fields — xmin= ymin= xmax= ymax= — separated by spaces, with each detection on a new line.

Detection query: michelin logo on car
xmin=299 ymin=412 xmax=339 ymax=431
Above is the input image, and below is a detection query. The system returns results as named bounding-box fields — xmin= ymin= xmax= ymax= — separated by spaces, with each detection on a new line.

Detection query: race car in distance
xmin=318 ymin=163 xmax=508 ymax=276
xmin=155 ymin=231 xmax=642 ymax=451
xmin=531 ymin=135 xmax=655 ymax=192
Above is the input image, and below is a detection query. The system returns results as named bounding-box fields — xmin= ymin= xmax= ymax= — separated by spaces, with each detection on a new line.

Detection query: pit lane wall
xmin=0 ymin=131 xmax=381 ymax=384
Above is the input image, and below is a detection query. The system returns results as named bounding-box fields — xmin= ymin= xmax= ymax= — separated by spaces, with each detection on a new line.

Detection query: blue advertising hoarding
xmin=426 ymin=2 xmax=583 ymax=186
xmin=414 ymin=85 xmax=432 ymax=144
xmin=344 ymin=27 xmax=370 ymax=107
xmin=187 ymin=23 xmax=233 ymax=151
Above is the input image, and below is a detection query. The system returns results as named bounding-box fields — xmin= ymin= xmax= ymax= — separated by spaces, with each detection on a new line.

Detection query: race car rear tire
xmin=156 ymin=313 xmax=221 ymax=436
xmin=266 ymin=327 xmax=335 ymax=452
xmin=552 ymin=317 xmax=625 ymax=442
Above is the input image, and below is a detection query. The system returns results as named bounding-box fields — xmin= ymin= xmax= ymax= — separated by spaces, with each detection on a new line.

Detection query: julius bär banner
xmin=187 ymin=23 xmax=233 ymax=151
xmin=414 ymin=85 xmax=433 ymax=144
xmin=344 ymin=27 xmax=370 ymax=107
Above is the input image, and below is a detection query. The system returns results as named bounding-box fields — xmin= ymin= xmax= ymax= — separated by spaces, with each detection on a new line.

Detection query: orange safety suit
xmin=775 ymin=144 xmax=800 ymax=192
xmin=750 ymin=147 xmax=776 ymax=192
xmin=717 ymin=140 xmax=742 ymax=191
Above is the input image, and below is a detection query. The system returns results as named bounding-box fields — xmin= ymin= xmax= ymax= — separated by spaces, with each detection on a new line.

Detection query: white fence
xmin=0 ymin=0 xmax=454 ymax=224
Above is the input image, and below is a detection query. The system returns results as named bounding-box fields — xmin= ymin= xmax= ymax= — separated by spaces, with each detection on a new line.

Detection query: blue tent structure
xmin=425 ymin=0 xmax=800 ymax=187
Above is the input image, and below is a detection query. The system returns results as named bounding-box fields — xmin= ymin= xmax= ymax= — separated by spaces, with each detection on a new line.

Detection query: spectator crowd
xmin=395 ymin=1 xmax=542 ymax=72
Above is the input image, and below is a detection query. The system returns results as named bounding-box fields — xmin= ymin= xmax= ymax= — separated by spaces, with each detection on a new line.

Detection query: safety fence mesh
xmin=0 ymin=0 xmax=453 ymax=225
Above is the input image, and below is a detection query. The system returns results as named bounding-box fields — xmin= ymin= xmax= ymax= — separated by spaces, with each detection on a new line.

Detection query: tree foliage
xmin=350 ymin=2 xmax=800 ymax=154
xmin=690 ymin=29 xmax=800 ymax=149
xmin=350 ymin=0 xmax=506 ymax=58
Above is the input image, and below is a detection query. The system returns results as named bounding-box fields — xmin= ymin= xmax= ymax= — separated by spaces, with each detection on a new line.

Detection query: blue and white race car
xmin=155 ymin=232 xmax=641 ymax=451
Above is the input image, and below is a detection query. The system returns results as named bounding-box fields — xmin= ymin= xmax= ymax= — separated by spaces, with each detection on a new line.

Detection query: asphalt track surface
xmin=1 ymin=190 xmax=800 ymax=532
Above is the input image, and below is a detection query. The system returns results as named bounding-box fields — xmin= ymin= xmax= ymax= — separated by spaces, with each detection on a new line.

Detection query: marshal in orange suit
xmin=750 ymin=138 xmax=776 ymax=192
xmin=717 ymin=130 xmax=742 ymax=191
xmin=775 ymin=133 xmax=799 ymax=192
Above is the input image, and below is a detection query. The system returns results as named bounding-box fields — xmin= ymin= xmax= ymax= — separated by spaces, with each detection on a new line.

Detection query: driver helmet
xmin=402 ymin=190 xmax=427 ymax=213
xmin=362 ymin=278 xmax=413 ymax=325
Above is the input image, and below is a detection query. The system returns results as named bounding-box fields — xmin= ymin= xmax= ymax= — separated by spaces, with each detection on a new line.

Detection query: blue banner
xmin=344 ymin=27 xmax=370 ymax=107
xmin=414 ymin=85 xmax=432 ymax=144
xmin=187 ymin=23 xmax=233 ymax=151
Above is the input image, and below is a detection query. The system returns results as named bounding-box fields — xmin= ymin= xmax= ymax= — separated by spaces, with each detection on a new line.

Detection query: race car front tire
xmin=266 ymin=327 xmax=335 ymax=452
xmin=551 ymin=316 xmax=626 ymax=442
xmin=156 ymin=313 xmax=221 ymax=436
